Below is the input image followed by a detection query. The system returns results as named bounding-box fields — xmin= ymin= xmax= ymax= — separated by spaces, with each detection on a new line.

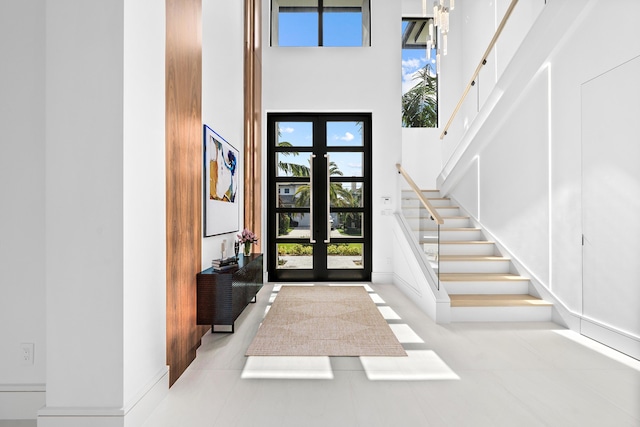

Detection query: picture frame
xmin=203 ymin=124 xmax=239 ymax=237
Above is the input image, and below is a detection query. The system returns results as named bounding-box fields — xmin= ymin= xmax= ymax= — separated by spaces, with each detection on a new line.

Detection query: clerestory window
xmin=271 ymin=0 xmax=371 ymax=47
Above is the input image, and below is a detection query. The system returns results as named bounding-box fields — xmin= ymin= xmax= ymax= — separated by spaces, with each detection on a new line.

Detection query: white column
xmin=39 ymin=1 xmax=167 ymax=425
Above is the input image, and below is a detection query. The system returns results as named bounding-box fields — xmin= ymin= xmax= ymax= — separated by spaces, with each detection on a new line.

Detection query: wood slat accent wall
xmin=244 ymin=0 xmax=262 ymax=247
xmin=165 ymin=0 xmax=207 ymax=387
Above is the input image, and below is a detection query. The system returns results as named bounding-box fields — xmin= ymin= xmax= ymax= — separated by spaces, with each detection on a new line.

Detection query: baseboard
xmin=371 ymin=272 xmax=393 ymax=284
xmin=37 ymin=367 xmax=168 ymax=427
xmin=581 ymin=318 xmax=640 ymax=361
xmin=0 ymin=384 xmax=45 ymax=420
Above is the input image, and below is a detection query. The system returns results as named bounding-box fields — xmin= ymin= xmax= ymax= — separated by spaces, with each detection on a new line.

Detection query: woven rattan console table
xmin=196 ymin=253 xmax=263 ymax=333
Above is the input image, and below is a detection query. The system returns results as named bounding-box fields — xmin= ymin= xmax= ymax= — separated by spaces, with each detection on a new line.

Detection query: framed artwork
xmin=204 ymin=125 xmax=239 ymax=236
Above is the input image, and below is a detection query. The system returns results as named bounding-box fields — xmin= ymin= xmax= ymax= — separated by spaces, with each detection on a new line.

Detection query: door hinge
xmin=581 ymin=234 xmax=585 ymax=246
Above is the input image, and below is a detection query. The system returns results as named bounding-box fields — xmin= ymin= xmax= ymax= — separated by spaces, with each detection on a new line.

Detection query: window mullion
xmin=318 ymin=0 xmax=323 ymax=47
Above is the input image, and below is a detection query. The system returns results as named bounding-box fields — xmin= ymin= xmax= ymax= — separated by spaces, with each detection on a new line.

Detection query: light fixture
xmin=422 ymin=0 xmax=455 ymax=74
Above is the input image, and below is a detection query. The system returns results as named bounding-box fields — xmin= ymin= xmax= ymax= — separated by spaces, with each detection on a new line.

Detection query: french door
xmin=267 ymin=113 xmax=372 ymax=281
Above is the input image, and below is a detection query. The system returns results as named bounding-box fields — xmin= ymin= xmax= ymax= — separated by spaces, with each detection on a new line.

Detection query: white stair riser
xmin=439 ymin=244 xmax=496 ymax=256
xmin=439 ymin=230 xmax=483 ymax=241
xmin=442 ymin=217 xmax=471 ymax=228
xmin=443 ymin=281 xmax=529 ymax=295
xmin=435 ymin=206 xmax=460 ymax=215
xmin=407 ymin=218 xmax=470 ymax=229
xmin=450 ymin=306 xmax=552 ymax=322
xmin=405 ymin=217 xmax=445 ymax=229
xmin=438 ymin=260 xmax=511 ymax=274
xmin=400 ymin=200 xmax=421 ymax=208
xmin=401 ymin=198 xmax=451 ymax=207
xmin=402 ymin=191 xmax=442 ymax=200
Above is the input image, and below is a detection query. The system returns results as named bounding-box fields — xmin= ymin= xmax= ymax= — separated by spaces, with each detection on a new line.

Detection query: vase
xmin=243 ymin=242 xmax=251 ymax=256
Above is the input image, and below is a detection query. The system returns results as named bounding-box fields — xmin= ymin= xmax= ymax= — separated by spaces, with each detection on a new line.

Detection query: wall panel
xmin=245 ymin=0 xmax=262 ymax=250
xmin=166 ymin=0 xmax=206 ymax=387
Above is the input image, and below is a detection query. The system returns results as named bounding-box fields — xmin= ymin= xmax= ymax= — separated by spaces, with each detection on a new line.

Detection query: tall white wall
xmin=0 ymin=0 xmax=171 ymax=425
xmin=122 ymin=0 xmax=168 ymax=417
xmin=43 ymin=0 xmax=126 ymax=414
xmin=442 ymin=0 xmax=544 ymax=169
xmin=201 ymin=0 xmax=246 ymax=268
xmin=262 ymin=0 xmax=402 ymax=280
xmin=439 ymin=0 xmax=640 ymax=358
xmin=0 ymin=0 xmax=47 ymax=420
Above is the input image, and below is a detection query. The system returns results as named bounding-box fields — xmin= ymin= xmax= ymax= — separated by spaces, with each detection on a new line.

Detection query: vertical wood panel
xmin=244 ymin=0 xmax=262 ymax=248
xmin=166 ymin=0 xmax=206 ymax=386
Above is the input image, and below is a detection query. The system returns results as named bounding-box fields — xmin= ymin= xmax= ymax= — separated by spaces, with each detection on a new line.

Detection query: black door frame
xmin=267 ymin=112 xmax=372 ymax=281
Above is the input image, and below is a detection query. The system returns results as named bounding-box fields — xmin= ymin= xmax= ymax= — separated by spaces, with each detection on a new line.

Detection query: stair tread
xmin=439 ymin=255 xmax=510 ymax=261
xmin=439 ymin=273 xmax=528 ymax=281
xmin=450 ymin=294 xmax=552 ymax=307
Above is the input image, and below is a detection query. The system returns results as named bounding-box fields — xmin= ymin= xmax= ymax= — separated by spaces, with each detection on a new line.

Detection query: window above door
xmin=271 ymin=0 xmax=371 ymax=47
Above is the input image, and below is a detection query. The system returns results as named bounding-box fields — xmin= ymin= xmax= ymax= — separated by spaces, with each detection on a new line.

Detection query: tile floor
xmin=142 ymin=282 xmax=640 ymax=427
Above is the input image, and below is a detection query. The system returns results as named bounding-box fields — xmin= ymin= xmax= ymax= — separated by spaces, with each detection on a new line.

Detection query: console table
xmin=196 ymin=253 xmax=263 ymax=333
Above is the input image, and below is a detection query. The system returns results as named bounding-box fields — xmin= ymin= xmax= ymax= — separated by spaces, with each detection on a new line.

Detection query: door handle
xmin=324 ymin=154 xmax=331 ymax=244
xmin=309 ymin=154 xmax=317 ymax=244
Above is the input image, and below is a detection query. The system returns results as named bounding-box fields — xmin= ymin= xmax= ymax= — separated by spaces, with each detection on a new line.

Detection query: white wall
xmin=441 ymin=0 xmax=544 ymax=171
xmin=0 ymin=0 xmax=47 ymax=419
xmin=2 ymin=1 xmax=168 ymax=422
xmin=400 ymin=129 xmax=442 ymax=189
xmin=439 ymin=0 xmax=640 ymax=357
xmin=122 ymin=0 xmax=168 ymax=416
xmin=43 ymin=0 xmax=126 ymax=413
xmin=262 ymin=0 xmax=402 ymax=280
xmin=201 ymin=0 xmax=246 ymax=267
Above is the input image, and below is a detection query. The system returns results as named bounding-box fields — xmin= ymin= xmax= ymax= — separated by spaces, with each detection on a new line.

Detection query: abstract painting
xmin=204 ymin=125 xmax=239 ymax=236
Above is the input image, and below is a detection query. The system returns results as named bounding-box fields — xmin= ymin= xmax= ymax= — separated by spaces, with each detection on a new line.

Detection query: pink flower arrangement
xmin=237 ymin=228 xmax=258 ymax=244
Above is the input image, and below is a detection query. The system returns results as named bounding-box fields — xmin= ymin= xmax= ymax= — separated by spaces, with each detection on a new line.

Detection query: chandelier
xmin=423 ymin=0 xmax=454 ymax=73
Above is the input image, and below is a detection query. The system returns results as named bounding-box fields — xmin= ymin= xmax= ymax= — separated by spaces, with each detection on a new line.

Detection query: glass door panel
xmin=332 ymin=212 xmax=363 ymax=239
xmin=327 ymin=152 xmax=363 ymax=177
xmin=326 ymin=121 xmax=365 ymax=146
xmin=327 ymin=243 xmax=364 ymax=270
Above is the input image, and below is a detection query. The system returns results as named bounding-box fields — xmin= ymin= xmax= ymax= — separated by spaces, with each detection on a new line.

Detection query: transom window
xmin=271 ymin=0 xmax=371 ymax=47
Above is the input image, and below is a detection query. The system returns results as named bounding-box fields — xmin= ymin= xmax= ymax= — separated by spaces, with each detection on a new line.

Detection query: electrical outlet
xmin=20 ymin=343 xmax=34 ymax=365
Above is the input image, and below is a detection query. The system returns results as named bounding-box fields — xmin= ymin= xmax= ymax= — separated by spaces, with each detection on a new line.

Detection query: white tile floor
xmin=143 ymin=283 xmax=640 ymax=427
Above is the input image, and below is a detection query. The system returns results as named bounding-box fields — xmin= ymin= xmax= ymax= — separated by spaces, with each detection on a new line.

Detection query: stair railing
xmin=396 ymin=163 xmax=443 ymax=289
xmin=440 ymin=0 xmax=519 ymax=140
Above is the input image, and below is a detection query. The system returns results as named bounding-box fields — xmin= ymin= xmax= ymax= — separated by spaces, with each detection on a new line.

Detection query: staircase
xmin=401 ymin=189 xmax=552 ymax=322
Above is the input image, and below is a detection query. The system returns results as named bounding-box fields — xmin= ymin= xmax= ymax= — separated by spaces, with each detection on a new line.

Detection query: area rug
xmin=245 ymin=286 xmax=407 ymax=357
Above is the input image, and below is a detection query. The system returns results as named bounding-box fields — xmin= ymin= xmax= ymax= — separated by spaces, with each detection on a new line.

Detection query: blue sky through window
xmin=401 ymin=20 xmax=437 ymax=95
xmin=278 ymin=9 xmax=363 ymax=47
xmin=324 ymin=12 xmax=362 ymax=47
xmin=279 ymin=12 xmax=318 ymax=46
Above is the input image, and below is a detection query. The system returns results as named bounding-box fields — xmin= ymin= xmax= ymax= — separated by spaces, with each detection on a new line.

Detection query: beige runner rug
xmin=246 ymin=286 xmax=407 ymax=357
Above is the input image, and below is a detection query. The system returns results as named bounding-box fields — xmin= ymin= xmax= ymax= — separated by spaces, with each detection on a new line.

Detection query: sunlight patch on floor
xmin=378 ymin=306 xmax=401 ymax=320
xmin=360 ymin=350 xmax=460 ymax=381
xmin=241 ymin=356 xmax=334 ymax=379
xmin=389 ymin=324 xmax=424 ymax=343
xmin=369 ymin=293 xmax=385 ymax=304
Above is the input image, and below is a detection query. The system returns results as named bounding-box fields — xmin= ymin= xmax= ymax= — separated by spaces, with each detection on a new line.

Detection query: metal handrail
xmin=440 ymin=0 xmax=519 ymax=139
xmin=396 ymin=163 xmax=444 ymax=225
